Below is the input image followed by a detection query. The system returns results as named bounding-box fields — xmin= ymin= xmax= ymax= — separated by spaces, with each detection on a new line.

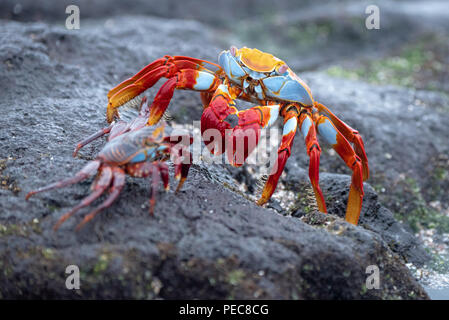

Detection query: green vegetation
xmin=327 ymin=44 xmax=430 ymax=87
xmin=391 ymin=177 xmax=449 ymax=233
xmin=327 ymin=36 xmax=448 ymax=93
xmin=227 ymin=269 xmax=245 ymax=286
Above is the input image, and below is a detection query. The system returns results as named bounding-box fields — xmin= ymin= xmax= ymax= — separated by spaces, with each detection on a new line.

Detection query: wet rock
xmin=0 ymin=18 xmax=429 ymax=299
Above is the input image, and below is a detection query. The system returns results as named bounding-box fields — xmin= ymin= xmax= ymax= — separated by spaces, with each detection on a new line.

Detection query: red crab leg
xmin=314 ymin=102 xmax=369 ymax=181
xmin=257 ymin=106 xmax=299 ymax=205
xmin=149 ymin=163 xmax=160 ymax=216
xmin=75 ymin=167 xmax=126 ymax=230
xmin=125 ymin=161 xmax=167 ymax=215
xmin=162 ymin=133 xmax=193 ymax=192
xmin=298 ymin=112 xmax=327 ymax=213
xmin=107 ymin=56 xmax=221 ymax=100
xmin=158 ymin=162 xmax=170 ymax=191
xmin=172 ymin=146 xmax=192 ymax=192
xmin=53 ymin=166 xmax=113 ymax=230
xmin=73 ymin=125 xmax=114 ymax=157
xmin=315 ymin=115 xmax=364 ymax=225
xmin=146 ymin=69 xmax=220 ymax=125
xmin=107 ymin=57 xmax=221 ymax=123
xmin=72 ymin=120 xmax=132 ymax=157
xmin=25 ymin=160 xmax=101 ymax=200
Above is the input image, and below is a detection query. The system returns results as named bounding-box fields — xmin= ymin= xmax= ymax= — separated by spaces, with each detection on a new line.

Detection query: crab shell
xmin=97 ymin=126 xmax=169 ymax=166
xmin=218 ymin=47 xmax=314 ymax=106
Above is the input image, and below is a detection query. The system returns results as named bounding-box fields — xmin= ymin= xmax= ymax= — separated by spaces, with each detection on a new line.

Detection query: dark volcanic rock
xmin=0 ymin=18 xmax=429 ymax=299
xmin=283 ymin=167 xmax=430 ymax=266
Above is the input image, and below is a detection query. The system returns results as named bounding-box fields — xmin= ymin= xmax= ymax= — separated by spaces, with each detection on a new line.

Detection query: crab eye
xmin=278 ymin=64 xmax=288 ymax=74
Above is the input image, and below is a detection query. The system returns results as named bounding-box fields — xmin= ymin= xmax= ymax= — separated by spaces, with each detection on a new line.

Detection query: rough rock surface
xmin=0 ymin=15 xmax=432 ymax=299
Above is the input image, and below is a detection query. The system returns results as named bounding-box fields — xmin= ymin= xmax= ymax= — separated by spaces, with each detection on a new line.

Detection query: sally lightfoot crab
xmin=26 ymin=98 xmax=193 ymax=230
xmin=105 ymin=46 xmax=369 ymax=224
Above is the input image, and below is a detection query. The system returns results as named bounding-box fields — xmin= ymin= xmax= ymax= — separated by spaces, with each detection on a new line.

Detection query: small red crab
xmin=104 ymin=46 xmax=369 ymax=224
xmin=26 ymin=97 xmax=193 ymax=230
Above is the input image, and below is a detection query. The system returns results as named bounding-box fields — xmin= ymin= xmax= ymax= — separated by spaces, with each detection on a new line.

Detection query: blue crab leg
xmin=25 ymin=160 xmax=101 ymax=200
xmin=315 ymin=115 xmax=364 ymax=225
xmin=314 ymin=102 xmax=369 ymax=181
xmin=75 ymin=167 xmax=126 ymax=230
xmin=53 ymin=166 xmax=113 ymax=230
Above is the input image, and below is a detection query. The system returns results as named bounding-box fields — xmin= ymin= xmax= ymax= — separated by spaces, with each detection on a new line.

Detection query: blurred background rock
xmin=1 ymin=0 xmax=448 ymax=299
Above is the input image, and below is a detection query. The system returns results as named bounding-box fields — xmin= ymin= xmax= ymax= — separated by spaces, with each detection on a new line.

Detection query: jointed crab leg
xmin=107 ymin=56 xmax=221 ymax=100
xmin=107 ymin=56 xmax=222 ymax=123
xmin=172 ymin=147 xmax=192 ymax=192
xmin=158 ymin=162 xmax=170 ymax=191
xmin=315 ymin=115 xmax=364 ymax=224
xmin=257 ymin=106 xmax=298 ymax=205
xmin=75 ymin=167 xmax=126 ymax=230
xmin=25 ymin=160 xmax=101 ymax=200
xmin=53 ymin=166 xmax=113 ymax=230
xmin=149 ymin=163 xmax=160 ymax=216
xmin=147 ymin=69 xmax=220 ymax=125
xmin=73 ymin=125 xmax=115 ymax=157
xmin=314 ymin=102 xmax=369 ymax=181
xmin=73 ymin=97 xmax=154 ymax=157
xmin=298 ymin=111 xmax=327 ymax=213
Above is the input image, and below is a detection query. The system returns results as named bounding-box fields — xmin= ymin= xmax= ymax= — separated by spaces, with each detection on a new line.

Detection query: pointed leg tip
xmin=345 ymin=187 xmax=363 ymax=225
xmin=147 ymin=117 xmax=158 ymax=126
xmin=74 ymin=222 xmax=85 ymax=232
xmin=176 ymin=177 xmax=187 ymax=192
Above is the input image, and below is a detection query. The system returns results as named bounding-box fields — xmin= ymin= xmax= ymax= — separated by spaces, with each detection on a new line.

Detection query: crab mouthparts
xmin=243 ymin=77 xmax=262 ymax=95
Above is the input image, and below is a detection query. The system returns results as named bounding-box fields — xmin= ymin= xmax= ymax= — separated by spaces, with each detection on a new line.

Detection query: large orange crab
xmin=105 ymin=46 xmax=369 ymax=224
